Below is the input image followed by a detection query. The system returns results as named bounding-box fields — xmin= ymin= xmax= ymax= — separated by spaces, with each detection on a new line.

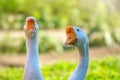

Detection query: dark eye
xmin=77 ymin=29 xmax=79 ymax=32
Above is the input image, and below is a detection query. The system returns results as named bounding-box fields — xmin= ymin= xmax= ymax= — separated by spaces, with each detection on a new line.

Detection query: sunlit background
xmin=0 ymin=0 xmax=120 ymax=80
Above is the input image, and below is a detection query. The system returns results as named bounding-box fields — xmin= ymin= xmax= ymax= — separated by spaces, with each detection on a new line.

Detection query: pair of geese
xmin=23 ymin=17 xmax=89 ymax=80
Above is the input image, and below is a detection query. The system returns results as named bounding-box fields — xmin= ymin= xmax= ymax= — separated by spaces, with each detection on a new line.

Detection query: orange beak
xmin=64 ymin=26 xmax=78 ymax=45
xmin=26 ymin=18 xmax=35 ymax=31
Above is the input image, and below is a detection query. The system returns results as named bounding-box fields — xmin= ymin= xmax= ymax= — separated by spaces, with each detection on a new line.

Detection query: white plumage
xmin=22 ymin=17 xmax=89 ymax=80
xmin=64 ymin=26 xmax=89 ymax=80
xmin=23 ymin=17 xmax=44 ymax=80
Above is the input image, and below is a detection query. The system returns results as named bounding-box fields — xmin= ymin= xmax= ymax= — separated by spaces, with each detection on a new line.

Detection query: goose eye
xmin=77 ymin=29 xmax=79 ymax=32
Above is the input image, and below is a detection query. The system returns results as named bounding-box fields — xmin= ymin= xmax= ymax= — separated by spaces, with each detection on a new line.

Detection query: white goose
xmin=23 ymin=17 xmax=44 ymax=80
xmin=64 ymin=26 xmax=89 ymax=80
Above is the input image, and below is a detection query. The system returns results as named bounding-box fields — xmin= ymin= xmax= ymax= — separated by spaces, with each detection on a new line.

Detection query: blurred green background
xmin=0 ymin=0 xmax=120 ymax=80
xmin=0 ymin=0 xmax=120 ymax=53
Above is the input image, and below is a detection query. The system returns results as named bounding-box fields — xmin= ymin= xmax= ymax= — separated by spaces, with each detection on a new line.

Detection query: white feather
xmin=68 ymin=27 xmax=89 ymax=80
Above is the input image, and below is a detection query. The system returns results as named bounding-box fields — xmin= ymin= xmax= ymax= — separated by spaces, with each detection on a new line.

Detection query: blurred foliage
xmin=88 ymin=25 xmax=120 ymax=46
xmin=0 ymin=57 xmax=120 ymax=80
xmin=0 ymin=32 xmax=64 ymax=54
xmin=0 ymin=0 xmax=120 ymax=30
xmin=38 ymin=31 xmax=63 ymax=53
xmin=0 ymin=34 xmax=25 ymax=53
xmin=0 ymin=0 xmax=120 ymax=51
xmin=0 ymin=29 xmax=120 ymax=53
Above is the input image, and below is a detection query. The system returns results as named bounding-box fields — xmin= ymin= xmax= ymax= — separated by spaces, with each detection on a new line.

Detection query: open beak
xmin=64 ymin=26 xmax=78 ymax=46
xmin=26 ymin=18 xmax=35 ymax=31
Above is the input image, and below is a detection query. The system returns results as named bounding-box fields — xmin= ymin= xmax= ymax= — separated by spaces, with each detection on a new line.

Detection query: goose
xmin=23 ymin=17 xmax=44 ymax=80
xmin=64 ymin=26 xmax=89 ymax=80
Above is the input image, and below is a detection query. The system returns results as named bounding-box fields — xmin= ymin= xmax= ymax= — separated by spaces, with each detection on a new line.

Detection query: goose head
xmin=64 ymin=26 xmax=88 ymax=47
xmin=24 ymin=16 xmax=39 ymax=38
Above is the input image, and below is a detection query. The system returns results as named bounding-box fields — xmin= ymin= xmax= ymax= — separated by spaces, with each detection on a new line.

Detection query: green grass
xmin=0 ymin=57 xmax=120 ymax=80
